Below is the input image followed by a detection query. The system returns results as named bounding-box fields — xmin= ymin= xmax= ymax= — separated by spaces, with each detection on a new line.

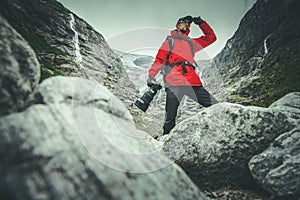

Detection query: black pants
xmin=163 ymin=86 xmax=218 ymax=134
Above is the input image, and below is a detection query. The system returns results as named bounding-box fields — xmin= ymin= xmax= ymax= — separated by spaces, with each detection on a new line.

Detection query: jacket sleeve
xmin=148 ymin=39 xmax=170 ymax=77
xmin=193 ymin=21 xmax=217 ymax=53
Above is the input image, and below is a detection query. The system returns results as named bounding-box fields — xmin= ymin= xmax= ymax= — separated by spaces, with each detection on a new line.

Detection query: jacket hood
xmin=170 ymin=28 xmax=190 ymax=37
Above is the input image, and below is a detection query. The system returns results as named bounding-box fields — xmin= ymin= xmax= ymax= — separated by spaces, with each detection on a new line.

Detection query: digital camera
xmin=134 ymin=84 xmax=162 ymax=112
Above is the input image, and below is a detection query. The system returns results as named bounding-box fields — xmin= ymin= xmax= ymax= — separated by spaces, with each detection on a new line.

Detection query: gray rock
xmin=0 ymin=0 xmax=139 ymax=129
xmin=0 ymin=76 xmax=208 ymax=200
xmin=249 ymin=128 xmax=300 ymax=198
xmin=0 ymin=15 xmax=40 ymax=116
xmin=161 ymin=102 xmax=295 ymax=190
xmin=269 ymin=92 xmax=300 ymax=126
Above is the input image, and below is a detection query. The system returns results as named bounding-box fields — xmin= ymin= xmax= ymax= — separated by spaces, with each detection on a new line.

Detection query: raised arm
xmin=193 ymin=19 xmax=217 ymax=53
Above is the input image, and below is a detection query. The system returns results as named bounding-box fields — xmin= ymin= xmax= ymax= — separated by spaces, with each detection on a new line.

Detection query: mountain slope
xmin=0 ymin=0 xmax=140 ymax=117
xmin=212 ymin=0 xmax=300 ymax=106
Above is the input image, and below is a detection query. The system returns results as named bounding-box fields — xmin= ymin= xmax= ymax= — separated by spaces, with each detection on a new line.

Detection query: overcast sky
xmin=58 ymin=0 xmax=256 ymax=59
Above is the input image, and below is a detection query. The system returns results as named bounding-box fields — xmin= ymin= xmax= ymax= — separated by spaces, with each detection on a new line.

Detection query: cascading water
xmin=263 ymin=35 xmax=272 ymax=55
xmin=69 ymin=13 xmax=84 ymax=69
xmin=264 ymin=38 xmax=268 ymax=55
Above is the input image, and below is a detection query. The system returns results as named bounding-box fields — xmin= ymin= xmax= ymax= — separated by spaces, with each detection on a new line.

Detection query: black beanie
xmin=176 ymin=15 xmax=193 ymax=25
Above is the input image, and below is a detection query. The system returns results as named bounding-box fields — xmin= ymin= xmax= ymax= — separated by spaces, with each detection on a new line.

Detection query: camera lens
xmin=134 ymin=84 xmax=162 ymax=112
xmin=134 ymin=98 xmax=149 ymax=112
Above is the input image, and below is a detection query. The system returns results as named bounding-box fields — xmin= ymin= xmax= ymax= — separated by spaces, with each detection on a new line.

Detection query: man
xmin=147 ymin=15 xmax=218 ymax=135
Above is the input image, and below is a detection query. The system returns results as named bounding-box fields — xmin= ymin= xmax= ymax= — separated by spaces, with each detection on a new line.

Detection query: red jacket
xmin=148 ymin=21 xmax=216 ymax=86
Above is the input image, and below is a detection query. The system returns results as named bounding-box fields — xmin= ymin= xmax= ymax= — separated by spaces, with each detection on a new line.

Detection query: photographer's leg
xmin=189 ymin=86 xmax=218 ymax=107
xmin=163 ymin=87 xmax=183 ymax=134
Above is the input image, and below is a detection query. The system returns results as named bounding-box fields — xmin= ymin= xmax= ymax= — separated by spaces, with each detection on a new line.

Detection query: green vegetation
xmin=228 ymin=2 xmax=300 ymax=108
xmin=228 ymin=95 xmax=249 ymax=104
xmin=1 ymin=0 xmax=70 ymax=83
xmin=252 ymin=49 xmax=300 ymax=107
xmin=17 ymin=29 xmax=64 ymax=55
xmin=251 ymin=7 xmax=300 ymax=107
xmin=227 ymin=46 xmax=300 ymax=108
xmin=40 ymin=61 xmax=64 ymax=83
xmin=15 ymin=29 xmax=66 ymax=82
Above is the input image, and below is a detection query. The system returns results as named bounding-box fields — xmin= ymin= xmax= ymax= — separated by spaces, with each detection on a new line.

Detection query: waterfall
xmin=264 ymin=38 xmax=268 ymax=55
xmin=69 ymin=13 xmax=83 ymax=67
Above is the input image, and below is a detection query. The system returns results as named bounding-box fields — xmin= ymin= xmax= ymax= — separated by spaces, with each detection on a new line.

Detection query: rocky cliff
xmin=0 ymin=0 xmax=139 ymax=116
xmin=211 ymin=0 xmax=300 ymax=107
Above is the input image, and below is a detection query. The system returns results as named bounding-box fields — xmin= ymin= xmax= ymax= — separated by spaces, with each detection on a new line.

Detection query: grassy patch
xmin=251 ymin=49 xmax=300 ymax=107
xmin=40 ymin=61 xmax=64 ymax=82
xmin=228 ymin=94 xmax=249 ymax=104
xmin=17 ymin=29 xmax=64 ymax=55
xmin=15 ymin=29 xmax=67 ymax=82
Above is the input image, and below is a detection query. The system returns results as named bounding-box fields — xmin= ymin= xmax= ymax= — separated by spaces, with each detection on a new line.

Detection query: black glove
xmin=193 ymin=16 xmax=204 ymax=25
xmin=184 ymin=15 xmax=193 ymax=25
xmin=147 ymin=76 xmax=157 ymax=87
xmin=177 ymin=15 xmax=193 ymax=25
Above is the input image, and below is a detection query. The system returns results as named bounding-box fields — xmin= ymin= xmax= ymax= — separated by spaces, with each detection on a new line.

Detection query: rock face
xmin=211 ymin=0 xmax=300 ymax=107
xmin=249 ymin=128 xmax=300 ymax=198
xmin=0 ymin=0 xmax=139 ymax=120
xmin=0 ymin=0 xmax=119 ymax=81
xmin=0 ymin=20 xmax=208 ymax=199
xmin=0 ymin=15 xmax=40 ymax=116
xmin=0 ymin=76 xmax=208 ymax=200
xmin=269 ymin=92 xmax=300 ymax=126
xmin=161 ymin=102 xmax=295 ymax=190
xmin=247 ymin=92 xmax=300 ymax=198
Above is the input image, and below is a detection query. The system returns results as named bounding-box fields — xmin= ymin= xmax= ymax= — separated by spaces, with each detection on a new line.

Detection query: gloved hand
xmin=184 ymin=15 xmax=193 ymax=25
xmin=147 ymin=76 xmax=157 ymax=87
xmin=177 ymin=15 xmax=193 ymax=25
xmin=193 ymin=16 xmax=204 ymax=25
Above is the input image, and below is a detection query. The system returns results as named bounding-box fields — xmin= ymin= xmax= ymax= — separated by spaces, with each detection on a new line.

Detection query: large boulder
xmin=269 ymin=92 xmax=300 ymax=126
xmin=0 ymin=76 xmax=208 ymax=200
xmin=248 ymin=92 xmax=300 ymax=198
xmin=249 ymin=128 xmax=300 ymax=198
xmin=160 ymin=102 xmax=295 ymax=190
xmin=0 ymin=15 xmax=40 ymax=116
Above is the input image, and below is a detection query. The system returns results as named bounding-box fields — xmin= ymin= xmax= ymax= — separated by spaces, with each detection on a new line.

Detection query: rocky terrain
xmin=1 ymin=0 xmax=299 ymax=199
xmin=0 ymin=0 xmax=139 ymax=118
xmin=159 ymin=96 xmax=299 ymax=199
xmin=210 ymin=0 xmax=300 ymax=107
xmin=0 ymin=15 xmax=209 ymax=200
